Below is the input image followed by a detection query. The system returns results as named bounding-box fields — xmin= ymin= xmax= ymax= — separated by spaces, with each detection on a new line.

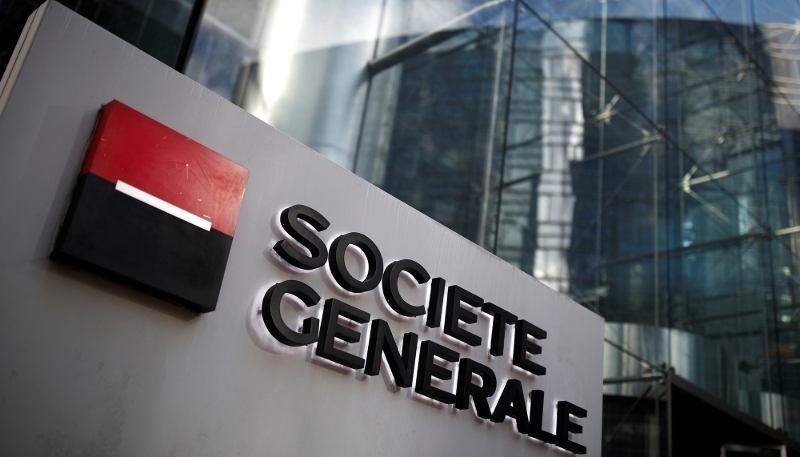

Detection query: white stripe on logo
xmin=115 ymin=180 xmax=212 ymax=231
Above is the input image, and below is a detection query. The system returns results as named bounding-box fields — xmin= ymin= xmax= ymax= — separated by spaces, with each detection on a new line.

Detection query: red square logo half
xmin=53 ymin=101 xmax=249 ymax=313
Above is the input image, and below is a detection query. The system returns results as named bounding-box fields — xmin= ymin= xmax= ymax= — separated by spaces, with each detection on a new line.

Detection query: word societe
xmin=260 ymin=204 xmax=588 ymax=455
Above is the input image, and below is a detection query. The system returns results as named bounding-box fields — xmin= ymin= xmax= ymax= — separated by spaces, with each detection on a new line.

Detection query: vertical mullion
xmin=491 ymin=0 xmax=519 ymax=255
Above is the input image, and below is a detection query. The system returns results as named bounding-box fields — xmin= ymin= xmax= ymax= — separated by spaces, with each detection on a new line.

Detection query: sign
xmin=257 ymin=203 xmax=591 ymax=453
xmin=0 ymin=3 xmax=604 ymax=456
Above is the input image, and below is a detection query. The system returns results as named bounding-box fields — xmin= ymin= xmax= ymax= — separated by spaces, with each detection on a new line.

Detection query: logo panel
xmin=53 ymin=101 xmax=249 ymax=313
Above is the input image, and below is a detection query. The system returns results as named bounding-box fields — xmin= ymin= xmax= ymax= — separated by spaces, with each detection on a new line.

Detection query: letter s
xmin=273 ymin=204 xmax=329 ymax=270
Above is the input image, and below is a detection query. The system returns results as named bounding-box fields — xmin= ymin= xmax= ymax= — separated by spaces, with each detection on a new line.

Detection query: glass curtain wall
xmin=0 ymin=0 xmax=202 ymax=75
xmin=184 ymin=0 xmax=800 ymax=454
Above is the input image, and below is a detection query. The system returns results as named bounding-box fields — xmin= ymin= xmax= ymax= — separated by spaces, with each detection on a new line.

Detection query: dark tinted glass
xmin=0 ymin=0 xmax=202 ymax=76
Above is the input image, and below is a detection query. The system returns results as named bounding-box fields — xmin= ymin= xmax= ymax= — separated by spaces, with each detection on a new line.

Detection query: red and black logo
xmin=52 ymin=101 xmax=249 ymax=313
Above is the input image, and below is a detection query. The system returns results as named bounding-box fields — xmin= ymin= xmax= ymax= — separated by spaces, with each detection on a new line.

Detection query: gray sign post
xmin=0 ymin=2 xmax=604 ymax=456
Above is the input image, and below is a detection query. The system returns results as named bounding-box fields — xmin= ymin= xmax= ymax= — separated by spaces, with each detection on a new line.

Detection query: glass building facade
xmin=0 ymin=0 xmax=203 ymax=73
xmin=5 ymin=0 xmax=800 ymax=454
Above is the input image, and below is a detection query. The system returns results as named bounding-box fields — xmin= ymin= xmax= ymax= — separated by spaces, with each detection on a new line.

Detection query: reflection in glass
xmin=0 ymin=0 xmax=201 ymax=74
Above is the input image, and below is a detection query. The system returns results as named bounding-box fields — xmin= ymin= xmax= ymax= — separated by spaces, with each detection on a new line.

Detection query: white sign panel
xmin=0 ymin=3 xmax=604 ymax=456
